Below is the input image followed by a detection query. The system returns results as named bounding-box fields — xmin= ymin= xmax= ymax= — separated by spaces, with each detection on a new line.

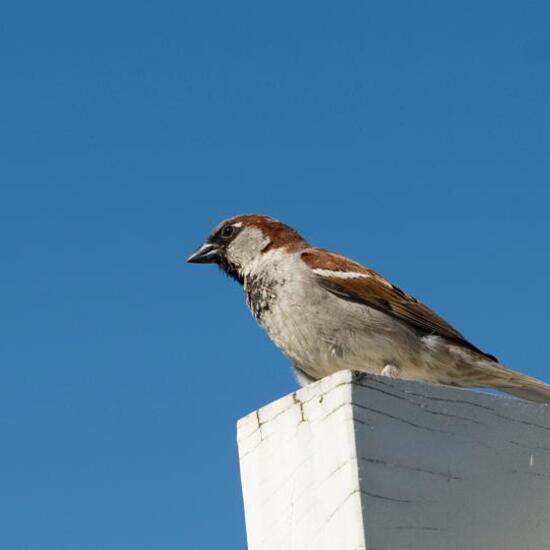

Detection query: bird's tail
xmin=484 ymin=363 xmax=550 ymax=404
xmin=499 ymin=378 xmax=550 ymax=404
xmin=446 ymin=357 xmax=550 ymax=404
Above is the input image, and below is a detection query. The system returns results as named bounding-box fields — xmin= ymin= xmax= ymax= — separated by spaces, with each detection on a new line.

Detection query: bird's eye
xmin=221 ymin=225 xmax=235 ymax=239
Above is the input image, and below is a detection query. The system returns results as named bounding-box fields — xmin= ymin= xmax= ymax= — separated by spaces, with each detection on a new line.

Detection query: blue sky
xmin=1 ymin=1 xmax=549 ymax=548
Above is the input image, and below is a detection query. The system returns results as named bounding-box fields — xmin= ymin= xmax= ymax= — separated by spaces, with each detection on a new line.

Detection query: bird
xmin=187 ymin=213 xmax=550 ymax=403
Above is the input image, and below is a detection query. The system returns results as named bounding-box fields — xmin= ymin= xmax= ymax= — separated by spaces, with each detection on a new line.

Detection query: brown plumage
xmin=302 ymin=249 xmax=497 ymax=361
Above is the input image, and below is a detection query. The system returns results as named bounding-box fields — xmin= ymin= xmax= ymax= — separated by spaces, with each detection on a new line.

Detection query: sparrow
xmin=188 ymin=214 xmax=550 ymax=403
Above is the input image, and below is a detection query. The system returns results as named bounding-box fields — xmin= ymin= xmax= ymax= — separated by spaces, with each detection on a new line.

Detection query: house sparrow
xmin=188 ymin=214 xmax=550 ymax=403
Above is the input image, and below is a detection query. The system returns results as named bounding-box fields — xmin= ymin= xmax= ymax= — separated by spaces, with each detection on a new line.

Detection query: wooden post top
xmin=238 ymin=370 xmax=550 ymax=550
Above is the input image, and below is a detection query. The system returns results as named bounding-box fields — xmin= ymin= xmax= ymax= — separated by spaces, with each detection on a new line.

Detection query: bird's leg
xmin=292 ymin=363 xmax=318 ymax=387
xmin=381 ymin=364 xmax=401 ymax=378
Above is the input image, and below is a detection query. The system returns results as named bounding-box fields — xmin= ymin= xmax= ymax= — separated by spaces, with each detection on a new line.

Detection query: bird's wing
xmin=301 ymin=248 xmax=496 ymax=361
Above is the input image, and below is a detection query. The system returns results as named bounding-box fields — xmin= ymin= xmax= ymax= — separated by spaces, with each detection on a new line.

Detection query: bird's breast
xmin=244 ymin=273 xmax=281 ymax=323
xmin=243 ymin=269 xmax=429 ymax=381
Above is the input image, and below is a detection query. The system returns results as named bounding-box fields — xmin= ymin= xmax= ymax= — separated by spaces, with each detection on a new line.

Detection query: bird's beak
xmin=186 ymin=242 xmax=222 ymax=264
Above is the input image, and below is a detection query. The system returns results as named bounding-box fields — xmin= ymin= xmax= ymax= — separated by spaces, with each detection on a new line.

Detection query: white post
xmin=237 ymin=370 xmax=550 ymax=550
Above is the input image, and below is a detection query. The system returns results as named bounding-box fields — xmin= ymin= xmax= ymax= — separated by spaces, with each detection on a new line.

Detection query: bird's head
xmin=187 ymin=214 xmax=307 ymax=284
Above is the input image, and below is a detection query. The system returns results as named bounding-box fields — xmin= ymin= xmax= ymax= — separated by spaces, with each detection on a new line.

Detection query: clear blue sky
xmin=1 ymin=1 xmax=549 ymax=548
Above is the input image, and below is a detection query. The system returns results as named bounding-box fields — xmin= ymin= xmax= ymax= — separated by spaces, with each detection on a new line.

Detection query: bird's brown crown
xmin=230 ymin=214 xmax=308 ymax=252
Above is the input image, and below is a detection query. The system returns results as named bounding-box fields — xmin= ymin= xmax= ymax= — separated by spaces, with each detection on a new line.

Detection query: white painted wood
xmin=237 ymin=370 xmax=550 ymax=550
